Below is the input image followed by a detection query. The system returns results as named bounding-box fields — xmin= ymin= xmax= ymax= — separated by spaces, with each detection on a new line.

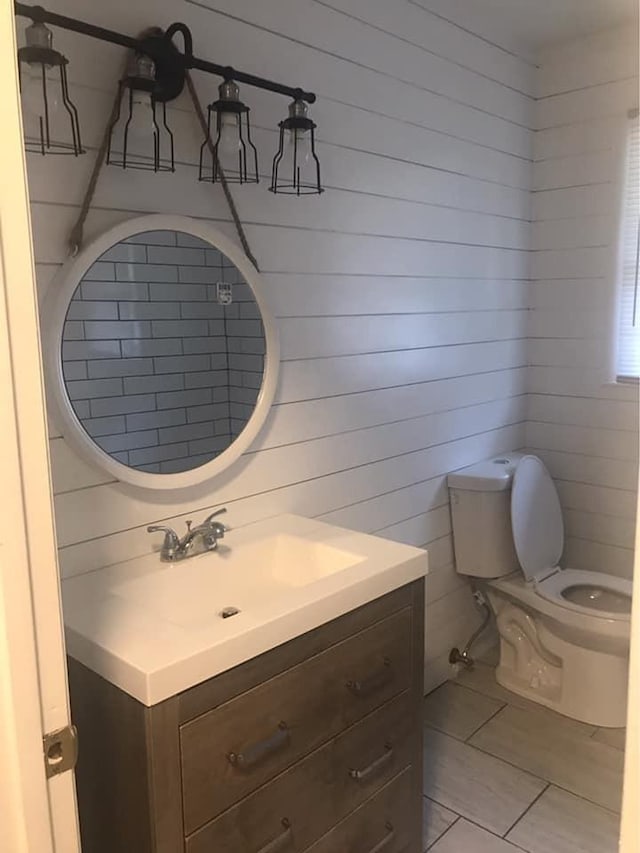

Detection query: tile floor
xmin=422 ymin=656 xmax=625 ymax=852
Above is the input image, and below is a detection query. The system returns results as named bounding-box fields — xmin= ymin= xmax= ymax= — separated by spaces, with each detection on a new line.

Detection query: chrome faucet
xmin=147 ymin=508 xmax=228 ymax=562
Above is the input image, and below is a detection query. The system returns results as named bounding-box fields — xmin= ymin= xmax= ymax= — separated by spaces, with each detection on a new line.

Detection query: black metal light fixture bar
xmin=14 ymin=3 xmax=316 ymax=105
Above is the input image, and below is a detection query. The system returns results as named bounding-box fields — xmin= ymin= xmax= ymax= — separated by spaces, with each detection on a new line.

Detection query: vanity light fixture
xmin=270 ymin=98 xmax=323 ymax=195
xmin=14 ymin=2 xmax=324 ymax=195
xmin=199 ymin=79 xmax=259 ymax=184
xmin=17 ymin=19 xmax=83 ymax=156
xmin=107 ymin=52 xmax=175 ymax=172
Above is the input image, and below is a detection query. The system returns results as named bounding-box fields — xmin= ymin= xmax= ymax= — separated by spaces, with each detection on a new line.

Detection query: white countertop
xmin=62 ymin=514 xmax=428 ymax=706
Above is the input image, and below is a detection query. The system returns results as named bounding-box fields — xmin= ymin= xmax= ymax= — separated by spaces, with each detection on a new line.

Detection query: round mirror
xmin=44 ymin=215 xmax=279 ymax=491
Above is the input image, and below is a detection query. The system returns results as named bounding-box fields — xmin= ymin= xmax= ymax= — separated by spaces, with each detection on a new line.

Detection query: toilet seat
xmin=510 ymin=455 xmax=633 ymax=623
xmin=536 ymin=568 xmax=631 ymax=621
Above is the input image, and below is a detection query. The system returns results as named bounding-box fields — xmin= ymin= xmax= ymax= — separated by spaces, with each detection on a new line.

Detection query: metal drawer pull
xmin=348 ymin=743 xmax=393 ymax=782
xmin=255 ymin=818 xmax=293 ymax=853
xmin=346 ymin=658 xmax=393 ymax=697
xmin=228 ymin=721 xmax=290 ymax=770
xmin=367 ymin=822 xmax=396 ymax=853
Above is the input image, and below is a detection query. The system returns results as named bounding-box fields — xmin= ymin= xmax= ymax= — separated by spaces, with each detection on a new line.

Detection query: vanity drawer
xmin=180 ymin=607 xmax=413 ymax=832
xmin=304 ymin=768 xmax=413 ymax=853
xmin=185 ymin=690 xmax=414 ymax=853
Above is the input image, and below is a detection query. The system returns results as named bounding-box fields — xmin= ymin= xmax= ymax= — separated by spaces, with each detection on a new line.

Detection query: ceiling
xmin=419 ymin=0 xmax=638 ymax=56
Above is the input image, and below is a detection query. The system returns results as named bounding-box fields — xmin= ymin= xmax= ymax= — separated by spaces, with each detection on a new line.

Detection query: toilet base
xmin=489 ymin=595 xmax=629 ymax=728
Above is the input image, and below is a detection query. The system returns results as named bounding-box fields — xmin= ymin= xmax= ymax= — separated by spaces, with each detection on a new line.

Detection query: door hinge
xmin=43 ymin=724 xmax=78 ymax=779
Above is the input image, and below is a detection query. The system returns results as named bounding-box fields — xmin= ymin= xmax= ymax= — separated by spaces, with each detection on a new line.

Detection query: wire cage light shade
xmin=107 ymin=54 xmax=175 ymax=172
xmin=270 ymin=99 xmax=323 ymax=195
xmin=18 ymin=21 xmax=83 ymax=156
xmin=199 ymin=80 xmax=259 ymax=184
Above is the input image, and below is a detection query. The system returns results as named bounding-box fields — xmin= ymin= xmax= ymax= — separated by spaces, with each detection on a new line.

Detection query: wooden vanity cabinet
xmin=68 ymin=579 xmax=425 ymax=853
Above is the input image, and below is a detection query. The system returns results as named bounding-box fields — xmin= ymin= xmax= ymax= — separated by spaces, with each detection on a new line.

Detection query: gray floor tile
xmin=423 ymin=797 xmax=457 ymax=850
xmin=431 ymin=819 xmax=524 ymax=852
xmin=507 ymin=785 xmax=620 ymax=853
xmin=423 ymin=728 xmax=546 ymax=835
xmin=592 ymin=727 xmax=627 ymax=751
xmin=457 ymin=663 xmax=598 ymax=737
xmin=469 ymin=705 xmax=624 ymax=812
xmin=424 ymin=682 xmax=505 ymax=740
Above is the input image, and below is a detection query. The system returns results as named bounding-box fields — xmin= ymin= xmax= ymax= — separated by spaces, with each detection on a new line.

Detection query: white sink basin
xmin=62 ymin=514 xmax=428 ymax=705
xmin=113 ymin=533 xmax=364 ymax=629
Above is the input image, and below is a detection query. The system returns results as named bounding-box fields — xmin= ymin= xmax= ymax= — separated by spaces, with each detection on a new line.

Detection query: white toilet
xmin=448 ymin=453 xmax=632 ymax=728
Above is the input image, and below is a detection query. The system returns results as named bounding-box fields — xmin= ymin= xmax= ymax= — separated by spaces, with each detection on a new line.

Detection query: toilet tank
xmin=447 ymin=454 xmax=522 ymax=578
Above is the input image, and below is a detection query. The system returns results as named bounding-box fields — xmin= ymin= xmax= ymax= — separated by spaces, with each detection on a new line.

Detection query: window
xmin=615 ymin=110 xmax=640 ymax=382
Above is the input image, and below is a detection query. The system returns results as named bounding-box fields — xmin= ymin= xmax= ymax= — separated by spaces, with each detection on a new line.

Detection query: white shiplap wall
xmin=26 ymin=0 xmax=534 ymax=691
xmin=529 ymin=25 xmax=639 ymax=579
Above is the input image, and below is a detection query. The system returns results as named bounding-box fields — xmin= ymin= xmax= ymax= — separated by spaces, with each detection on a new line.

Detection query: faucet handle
xmin=203 ymin=507 xmax=227 ymax=527
xmin=147 ymin=525 xmax=180 ymax=559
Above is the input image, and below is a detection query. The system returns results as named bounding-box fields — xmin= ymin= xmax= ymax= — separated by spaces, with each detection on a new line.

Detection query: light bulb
xmin=218 ymin=113 xmax=241 ymax=156
xmin=21 ymin=61 xmax=59 ymax=119
xmin=126 ymin=91 xmax=156 ymax=147
xmin=288 ymin=127 xmax=311 ymax=165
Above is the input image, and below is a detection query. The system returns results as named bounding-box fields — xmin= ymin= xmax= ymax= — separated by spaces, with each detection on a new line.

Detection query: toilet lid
xmin=511 ymin=455 xmax=564 ymax=581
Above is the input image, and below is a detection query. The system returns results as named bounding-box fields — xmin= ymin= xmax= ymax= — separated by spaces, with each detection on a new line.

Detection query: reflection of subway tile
xmin=71 ymin=400 xmax=90 ymax=419
xmin=239 ymin=301 xmax=261 ymax=320
xmin=129 ymin=442 xmax=189 ymax=465
xmin=212 ymin=387 xmax=229 ymax=403
xmin=231 ymin=418 xmax=249 ymax=435
xmin=90 ymin=394 xmax=156 ymax=417
xmin=152 ymin=354 xmax=210 ymax=374
xmin=137 ymin=462 xmax=161 ymax=473
xmin=125 ymin=230 xmax=177 ymax=246
xmin=84 ymin=320 xmax=151 ymax=340
xmin=186 ymin=403 xmax=229 ymax=423
xmin=63 ymin=340 xmax=122 ymax=361
xmin=156 ymin=388 xmax=212 ymax=409
xmin=82 ymin=261 xmax=116 ymax=281
xmin=242 ymin=372 xmax=263 ymax=390
xmin=115 ymin=263 xmax=178 ymax=282
xmin=210 ymin=353 xmax=228 ymax=370
xmin=178 ymin=265 xmax=216 ymax=284
xmin=182 ymin=336 xmax=227 ymax=354
xmin=228 ymin=336 xmax=266 ymax=355
xmin=228 ymin=353 xmax=264 ymax=372
xmin=82 ymin=415 xmax=126 ymax=437
xmin=99 ymin=429 xmax=159 ymax=453
xmin=126 ymin=408 xmax=186 ymax=431
xmin=180 ymin=302 xmax=225 ymax=319
xmin=118 ymin=301 xmax=180 ymax=320
xmin=205 ymin=248 xmax=225 ymax=266
xmin=176 ymin=232 xmax=209 ymax=249
xmin=63 ymin=361 xmax=88 ymax=381
xmin=111 ymin=451 xmax=130 ymax=465
xmin=230 ymin=386 xmax=261 ymax=405
xmin=151 ymin=319 xmax=208 ymax=338
xmin=66 ymin=378 xmax=123 ymax=400
xmin=188 ymin=435 xmax=231 ymax=455
xmin=147 ymin=246 xmax=206 ymax=266
xmin=150 ymin=282 xmax=207 ymax=302
xmin=121 ymin=338 xmax=183 ymax=358
xmin=88 ymin=358 xmax=154 ymax=379
xmin=124 ymin=374 xmax=184 ymax=395
xmin=100 ymin=243 xmax=147 ymax=263
xmin=159 ymin=456 xmax=202 ymax=473
xmin=67 ymin=300 xmax=118 ymax=321
xmin=184 ymin=370 xmax=228 ymax=389
xmin=226 ymin=319 xmax=263 ymax=337
xmin=63 ymin=321 xmax=84 ymax=340
xmin=159 ymin=422 xmax=214 ymax=444
xmin=208 ymin=319 xmax=225 ymax=336
xmin=81 ymin=281 xmax=149 ymax=301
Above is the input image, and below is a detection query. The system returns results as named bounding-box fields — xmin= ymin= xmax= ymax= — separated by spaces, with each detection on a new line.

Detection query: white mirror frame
xmin=43 ymin=214 xmax=279 ymax=491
